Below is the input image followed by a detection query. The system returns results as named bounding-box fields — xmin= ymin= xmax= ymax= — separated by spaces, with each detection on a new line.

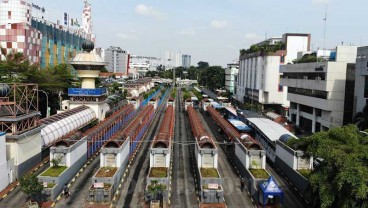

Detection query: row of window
xmin=280 ymin=72 xmax=326 ymax=80
xmin=288 ymin=87 xmax=328 ymax=99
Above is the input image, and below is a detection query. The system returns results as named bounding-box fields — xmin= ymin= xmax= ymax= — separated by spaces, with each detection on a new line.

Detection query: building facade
xmin=166 ymin=51 xmax=182 ymax=67
xmin=354 ymin=46 xmax=368 ymax=115
xmin=182 ymin=54 xmax=191 ymax=68
xmin=0 ymin=0 xmax=92 ymax=68
xmin=235 ymin=33 xmax=311 ymax=114
xmin=280 ymin=46 xmax=357 ymax=133
xmin=225 ymin=61 xmax=239 ymax=94
xmin=101 ymin=46 xmax=129 ymax=75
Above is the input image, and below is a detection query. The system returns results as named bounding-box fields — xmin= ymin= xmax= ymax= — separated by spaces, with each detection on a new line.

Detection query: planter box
xmin=89 ymin=165 xmax=125 ymax=202
xmin=89 ymin=185 xmax=113 ymax=202
xmin=200 ymin=185 xmax=224 ymax=203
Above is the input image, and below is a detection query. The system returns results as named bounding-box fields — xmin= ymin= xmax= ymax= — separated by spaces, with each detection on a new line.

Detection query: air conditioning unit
xmin=303 ymin=76 xmax=308 ymax=79
xmin=316 ymin=76 xmax=322 ymax=80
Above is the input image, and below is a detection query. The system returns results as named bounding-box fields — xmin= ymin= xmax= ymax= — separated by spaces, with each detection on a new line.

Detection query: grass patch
xmin=46 ymin=183 xmax=56 ymax=188
xmin=202 ymin=185 xmax=221 ymax=190
xmin=298 ymin=169 xmax=311 ymax=178
xmin=249 ymin=169 xmax=269 ymax=179
xmin=95 ymin=167 xmax=117 ymax=177
xmin=149 ymin=167 xmax=168 ymax=178
xmin=200 ymin=168 xmax=219 ymax=178
xmin=40 ymin=166 xmax=67 ymax=177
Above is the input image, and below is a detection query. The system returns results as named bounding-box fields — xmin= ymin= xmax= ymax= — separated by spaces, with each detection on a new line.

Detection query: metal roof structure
xmin=210 ymin=101 xmax=222 ymax=109
xmin=200 ymin=88 xmax=217 ymax=100
xmin=40 ymin=106 xmax=96 ymax=146
xmin=265 ymin=112 xmax=282 ymax=120
xmin=225 ymin=106 xmax=237 ymax=117
xmin=246 ymin=117 xmax=297 ymax=142
xmin=227 ymin=119 xmax=252 ymax=132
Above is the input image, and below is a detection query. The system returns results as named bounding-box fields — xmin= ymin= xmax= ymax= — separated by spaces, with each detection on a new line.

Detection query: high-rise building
xmin=235 ymin=33 xmax=310 ymax=115
xmin=354 ymin=46 xmax=368 ymax=115
xmin=225 ymin=60 xmax=239 ymax=94
xmin=101 ymin=46 xmax=129 ymax=75
xmin=166 ymin=51 xmax=182 ymax=67
xmin=182 ymin=54 xmax=191 ymax=68
xmin=0 ymin=0 xmax=93 ymax=68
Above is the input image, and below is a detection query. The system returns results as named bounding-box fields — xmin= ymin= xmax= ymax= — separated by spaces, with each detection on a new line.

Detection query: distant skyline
xmin=29 ymin=0 xmax=368 ymax=67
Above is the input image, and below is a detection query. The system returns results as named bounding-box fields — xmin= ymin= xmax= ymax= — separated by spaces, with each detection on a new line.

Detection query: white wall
xmin=6 ymin=131 xmax=42 ymax=167
xmin=67 ymin=141 xmax=87 ymax=167
xmin=0 ymin=133 xmax=8 ymax=191
xmin=276 ymin=144 xmax=296 ymax=169
xmin=285 ymin=35 xmax=310 ymax=64
xmin=117 ymin=140 xmax=130 ymax=168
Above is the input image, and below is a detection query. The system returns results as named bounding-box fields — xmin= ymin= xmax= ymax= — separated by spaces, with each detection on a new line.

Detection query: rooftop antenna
xmin=323 ymin=4 xmax=327 ymax=50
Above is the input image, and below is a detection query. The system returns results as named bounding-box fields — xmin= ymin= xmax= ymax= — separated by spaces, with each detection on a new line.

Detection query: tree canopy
xmin=290 ymin=125 xmax=368 ymax=208
xmin=0 ymin=52 xmax=77 ymax=116
xmin=20 ymin=173 xmax=44 ymax=201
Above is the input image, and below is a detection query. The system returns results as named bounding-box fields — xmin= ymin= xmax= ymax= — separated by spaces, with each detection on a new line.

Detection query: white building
xmin=354 ymin=46 xmax=368 ymax=115
xmin=129 ymin=55 xmax=174 ymax=77
xmin=236 ymin=33 xmax=311 ymax=114
xmin=165 ymin=51 xmax=182 ymax=67
xmin=225 ymin=61 xmax=239 ymax=94
xmin=101 ymin=46 xmax=129 ymax=74
xmin=280 ymin=46 xmax=357 ymax=133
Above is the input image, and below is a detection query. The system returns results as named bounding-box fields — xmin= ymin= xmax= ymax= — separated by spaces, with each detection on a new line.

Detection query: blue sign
xmin=68 ymin=88 xmax=106 ymax=96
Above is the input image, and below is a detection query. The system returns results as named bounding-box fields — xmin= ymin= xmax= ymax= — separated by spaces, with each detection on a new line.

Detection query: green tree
xmin=197 ymin=61 xmax=209 ymax=69
xmin=148 ymin=180 xmax=166 ymax=201
xmin=353 ymin=105 xmax=368 ymax=131
xmin=20 ymin=173 xmax=44 ymax=201
xmin=291 ymin=125 xmax=368 ymax=208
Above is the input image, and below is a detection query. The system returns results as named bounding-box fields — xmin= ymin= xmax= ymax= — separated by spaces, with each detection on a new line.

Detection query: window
xmin=8 ymin=11 xmax=11 ymax=19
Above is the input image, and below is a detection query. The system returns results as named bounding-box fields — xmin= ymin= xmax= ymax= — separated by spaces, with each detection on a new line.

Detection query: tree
xmin=148 ymin=180 xmax=166 ymax=201
xmin=197 ymin=61 xmax=209 ymax=69
xmin=291 ymin=125 xmax=368 ymax=208
xmin=20 ymin=173 xmax=44 ymax=201
xmin=353 ymin=105 xmax=368 ymax=131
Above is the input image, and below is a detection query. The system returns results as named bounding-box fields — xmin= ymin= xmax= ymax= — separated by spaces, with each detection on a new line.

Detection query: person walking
xmin=63 ymin=183 xmax=70 ymax=198
xmin=240 ymin=178 xmax=245 ymax=192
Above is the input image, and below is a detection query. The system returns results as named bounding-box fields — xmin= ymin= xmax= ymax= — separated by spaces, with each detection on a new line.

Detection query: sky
xmin=29 ymin=0 xmax=368 ymax=67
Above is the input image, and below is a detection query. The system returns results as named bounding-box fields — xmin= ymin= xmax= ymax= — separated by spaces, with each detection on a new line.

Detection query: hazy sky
xmin=29 ymin=0 xmax=368 ymax=67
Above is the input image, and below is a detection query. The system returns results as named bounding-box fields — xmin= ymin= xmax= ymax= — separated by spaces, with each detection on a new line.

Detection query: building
xmin=280 ymin=46 xmax=357 ymax=133
xmin=0 ymin=0 xmax=93 ymax=68
xmin=354 ymin=46 xmax=368 ymax=115
xmin=235 ymin=33 xmax=311 ymax=115
xmin=129 ymin=55 xmax=173 ymax=77
xmin=166 ymin=51 xmax=182 ymax=67
xmin=101 ymin=46 xmax=129 ymax=75
xmin=182 ymin=54 xmax=191 ymax=68
xmin=225 ymin=60 xmax=239 ymax=94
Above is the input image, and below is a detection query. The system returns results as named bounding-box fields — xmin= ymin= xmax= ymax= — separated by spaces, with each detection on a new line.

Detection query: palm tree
xmin=353 ymin=105 xmax=368 ymax=130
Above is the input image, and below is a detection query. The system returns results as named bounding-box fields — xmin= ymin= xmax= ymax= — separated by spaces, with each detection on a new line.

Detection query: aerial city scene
xmin=0 ymin=0 xmax=367 ymax=208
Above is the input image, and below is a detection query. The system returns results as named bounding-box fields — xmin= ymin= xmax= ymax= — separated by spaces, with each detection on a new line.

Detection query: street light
xmin=33 ymin=89 xmax=50 ymax=117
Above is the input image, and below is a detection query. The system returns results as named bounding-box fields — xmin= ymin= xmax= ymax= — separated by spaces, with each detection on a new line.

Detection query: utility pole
xmin=323 ymin=5 xmax=327 ymax=50
xmin=173 ymin=67 xmax=175 ymax=87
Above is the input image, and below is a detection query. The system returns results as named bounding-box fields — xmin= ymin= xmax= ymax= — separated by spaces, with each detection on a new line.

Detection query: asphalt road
xmin=198 ymin=110 xmax=255 ymax=208
xmin=171 ymin=89 xmax=198 ymax=208
xmin=55 ymin=156 xmax=101 ymax=208
xmin=265 ymin=163 xmax=307 ymax=208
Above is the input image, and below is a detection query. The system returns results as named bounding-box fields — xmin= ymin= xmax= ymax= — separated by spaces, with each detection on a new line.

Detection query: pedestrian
xmin=63 ymin=183 xmax=70 ymax=198
xmin=240 ymin=178 xmax=245 ymax=192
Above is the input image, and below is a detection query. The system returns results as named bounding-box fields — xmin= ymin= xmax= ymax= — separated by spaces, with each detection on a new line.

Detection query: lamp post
xmin=34 ymin=89 xmax=50 ymax=117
